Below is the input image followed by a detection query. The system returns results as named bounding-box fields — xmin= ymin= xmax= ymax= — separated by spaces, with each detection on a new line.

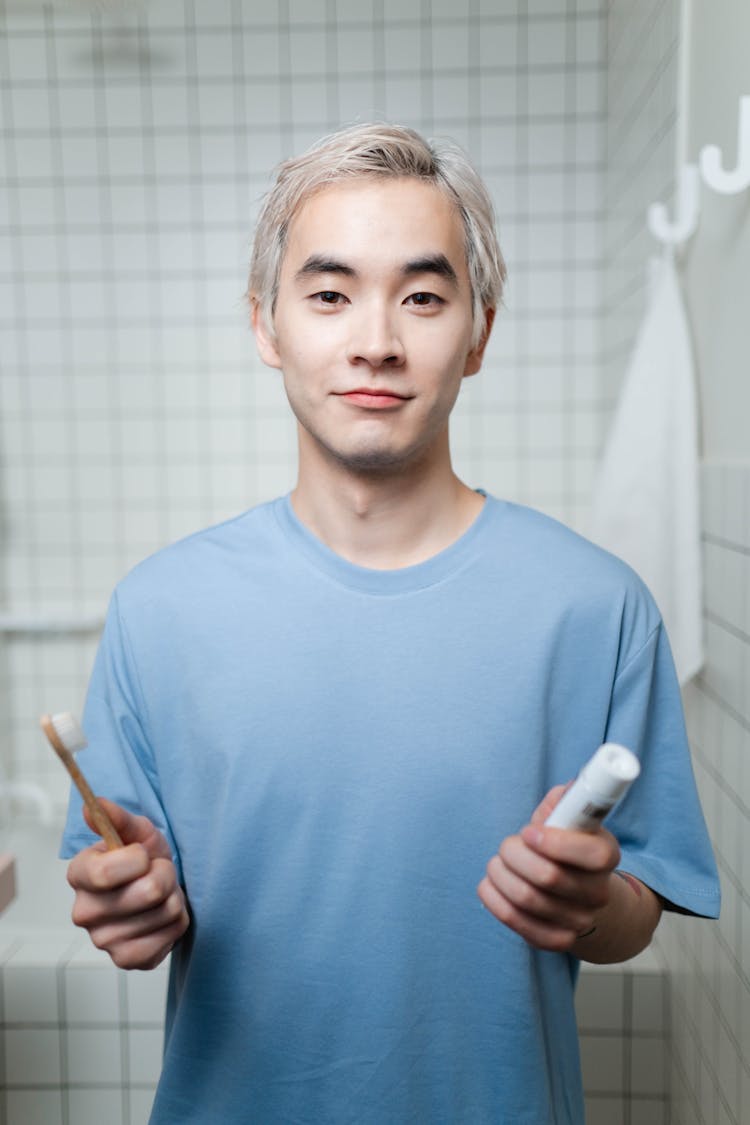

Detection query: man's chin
xmin=329 ymin=446 xmax=411 ymax=476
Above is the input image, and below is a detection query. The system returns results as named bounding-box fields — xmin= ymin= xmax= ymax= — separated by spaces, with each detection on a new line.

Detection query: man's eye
xmin=314 ymin=291 xmax=345 ymax=304
xmin=406 ymin=292 xmax=443 ymax=307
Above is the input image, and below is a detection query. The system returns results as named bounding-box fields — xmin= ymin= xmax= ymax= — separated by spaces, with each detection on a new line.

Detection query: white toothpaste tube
xmin=544 ymin=743 xmax=640 ymax=831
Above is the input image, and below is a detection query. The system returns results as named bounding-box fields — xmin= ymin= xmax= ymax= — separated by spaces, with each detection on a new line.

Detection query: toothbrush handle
xmin=40 ymin=716 xmax=123 ymax=849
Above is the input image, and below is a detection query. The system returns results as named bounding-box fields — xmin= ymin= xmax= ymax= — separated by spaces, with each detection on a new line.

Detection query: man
xmin=62 ymin=124 xmax=719 ymax=1123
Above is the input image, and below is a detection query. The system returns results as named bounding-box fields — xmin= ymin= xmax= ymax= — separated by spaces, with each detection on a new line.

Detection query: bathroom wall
xmin=605 ymin=1 xmax=750 ymax=1123
xmin=0 ymin=0 xmax=607 ymax=810
xmin=603 ymin=0 xmax=680 ymax=405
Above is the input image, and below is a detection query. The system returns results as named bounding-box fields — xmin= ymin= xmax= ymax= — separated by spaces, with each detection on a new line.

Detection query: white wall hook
xmin=647 ymin=163 xmax=701 ymax=245
xmin=699 ymin=95 xmax=750 ymax=194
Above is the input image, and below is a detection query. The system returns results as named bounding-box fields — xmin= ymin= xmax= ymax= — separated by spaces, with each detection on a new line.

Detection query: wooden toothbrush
xmin=40 ymin=712 xmax=123 ymax=849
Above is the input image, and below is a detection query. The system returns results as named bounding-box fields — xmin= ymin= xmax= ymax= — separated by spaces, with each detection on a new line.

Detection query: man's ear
xmin=250 ymin=297 xmax=282 ymax=370
xmin=463 ymin=306 xmax=495 ymax=378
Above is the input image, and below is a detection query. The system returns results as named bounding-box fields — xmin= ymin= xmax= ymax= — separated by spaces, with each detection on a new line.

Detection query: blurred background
xmin=0 ymin=1 xmax=747 ymax=1123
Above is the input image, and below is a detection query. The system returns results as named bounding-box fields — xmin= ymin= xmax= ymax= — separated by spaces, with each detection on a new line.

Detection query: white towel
xmin=589 ymin=252 xmax=703 ymax=685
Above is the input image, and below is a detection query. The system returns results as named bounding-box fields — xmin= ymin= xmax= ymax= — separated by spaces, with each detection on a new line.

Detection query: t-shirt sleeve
xmin=603 ymin=620 xmax=720 ymax=918
xmin=59 ymin=590 xmax=183 ymax=883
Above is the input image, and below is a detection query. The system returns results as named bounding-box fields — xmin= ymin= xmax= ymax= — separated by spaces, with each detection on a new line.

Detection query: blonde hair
xmin=248 ymin=123 xmax=506 ymax=349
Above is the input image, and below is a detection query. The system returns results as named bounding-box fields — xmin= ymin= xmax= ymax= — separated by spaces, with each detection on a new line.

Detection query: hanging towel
xmin=589 ymin=252 xmax=703 ymax=685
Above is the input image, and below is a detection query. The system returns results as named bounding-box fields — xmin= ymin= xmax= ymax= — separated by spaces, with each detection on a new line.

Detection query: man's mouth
xmin=337 ymin=388 xmax=412 ymax=408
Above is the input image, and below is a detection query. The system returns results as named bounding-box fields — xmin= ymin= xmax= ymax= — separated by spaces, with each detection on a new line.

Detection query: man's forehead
xmin=282 ymin=177 xmax=468 ymax=275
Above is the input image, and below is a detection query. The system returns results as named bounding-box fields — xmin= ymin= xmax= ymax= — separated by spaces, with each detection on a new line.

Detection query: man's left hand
xmin=477 ymin=785 xmax=621 ymax=953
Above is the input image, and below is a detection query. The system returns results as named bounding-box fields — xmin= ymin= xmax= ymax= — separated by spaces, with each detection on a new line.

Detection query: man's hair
xmin=248 ymin=122 xmax=506 ymax=349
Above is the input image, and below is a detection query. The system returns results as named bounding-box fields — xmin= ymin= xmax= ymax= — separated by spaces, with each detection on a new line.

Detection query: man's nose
xmin=346 ymin=304 xmax=405 ymax=368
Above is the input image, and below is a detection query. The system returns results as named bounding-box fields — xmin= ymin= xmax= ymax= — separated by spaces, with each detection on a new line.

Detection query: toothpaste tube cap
xmin=581 ymin=742 xmax=640 ymax=804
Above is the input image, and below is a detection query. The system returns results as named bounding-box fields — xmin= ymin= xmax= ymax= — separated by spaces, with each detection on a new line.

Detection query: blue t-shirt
xmin=61 ymin=495 xmax=719 ymax=1124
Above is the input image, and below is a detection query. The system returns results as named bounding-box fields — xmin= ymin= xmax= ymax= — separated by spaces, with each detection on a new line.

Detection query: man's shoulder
xmin=114 ymin=496 xmax=283 ymax=602
xmin=482 ymin=496 xmax=661 ymax=638
xmin=486 ymin=497 xmax=639 ymax=583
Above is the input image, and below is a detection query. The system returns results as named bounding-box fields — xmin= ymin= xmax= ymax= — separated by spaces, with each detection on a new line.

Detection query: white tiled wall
xmin=654 ymin=463 xmax=750 ymax=1125
xmin=0 ymin=0 xmax=607 ymax=804
xmin=0 ymin=924 xmax=664 ymax=1125
xmin=604 ymin=0 xmax=680 ymax=406
xmin=605 ymin=3 xmax=749 ymax=1124
xmin=576 ymin=958 xmax=670 ymax=1125
xmin=0 ymin=934 xmax=167 ymax=1125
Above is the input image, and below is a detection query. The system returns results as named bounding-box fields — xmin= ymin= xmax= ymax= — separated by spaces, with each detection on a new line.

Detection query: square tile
xmin=126 ymin=967 xmax=169 ymax=1025
xmin=631 ymin=971 xmax=666 ymax=1032
xmin=128 ymin=1026 xmax=165 ymax=1085
xmin=66 ymin=1088 xmax=125 ymax=1125
xmin=65 ymin=1027 xmax=122 ymax=1085
xmin=2 ymin=964 xmax=58 ymax=1023
xmin=6 ymin=1089 xmax=63 ymax=1125
xmin=579 ymin=1033 xmax=624 ymax=1095
xmin=582 ymin=1093 xmax=625 ymax=1125
xmin=628 ymin=1097 xmax=668 ymax=1125
xmin=575 ymin=969 xmax=624 ymax=1032
xmin=630 ymin=1035 xmax=667 ymax=1096
xmin=129 ymin=1086 xmax=159 ymax=1121
xmin=4 ymin=1028 xmax=61 ymax=1085
xmin=64 ymin=964 xmax=121 ymax=1024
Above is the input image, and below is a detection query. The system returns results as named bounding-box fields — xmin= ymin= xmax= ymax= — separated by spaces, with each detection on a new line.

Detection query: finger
xmin=477 ymin=876 xmax=582 ymax=953
xmin=485 ymin=852 xmax=594 ymax=931
xmin=488 ymin=850 xmax=598 ymax=922
xmin=497 ymin=833 xmax=608 ymax=902
xmin=491 ymin=835 xmax=612 ymax=910
xmin=67 ymin=841 xmax=152 ymax=894
xmin=71 ymin=858 xmax=182 ymax=925
xmin=83 ymin=799 xmax=172 ymax=861
xmin=88 ymin=889 xmax=188 ymax=949
xmin=530 ymin=784 xmax=570 ymax=826
xmin=520 ymin=824 xmax=620 ymax=873
xmin=99 ymin=916 xmax=190 ymax=972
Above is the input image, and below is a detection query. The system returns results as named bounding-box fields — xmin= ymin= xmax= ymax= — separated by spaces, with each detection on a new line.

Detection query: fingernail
xmin=522 ymin=826 xmax=543 ymax=847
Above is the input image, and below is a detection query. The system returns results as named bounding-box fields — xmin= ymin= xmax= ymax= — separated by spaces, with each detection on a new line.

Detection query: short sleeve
xmin=59 ymin=590 xmax=183 ymax=882
xmin=603 ymin=622 xmax=720 ymax=918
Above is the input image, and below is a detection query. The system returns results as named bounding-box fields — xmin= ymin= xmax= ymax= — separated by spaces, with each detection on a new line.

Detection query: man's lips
xmin=336 ymin=388 xmax=412 ymax=408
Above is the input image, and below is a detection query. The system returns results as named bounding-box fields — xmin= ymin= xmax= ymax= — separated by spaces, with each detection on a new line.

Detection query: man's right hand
xmin=67 ymin=798 xmax=190 ymax=970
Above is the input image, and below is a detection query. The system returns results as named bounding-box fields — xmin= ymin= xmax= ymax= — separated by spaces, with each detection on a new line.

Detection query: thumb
xmin=530 ymin=783 xmax=571 ymax=827
xmin=83 ymin=798 xmax=172 ymax=861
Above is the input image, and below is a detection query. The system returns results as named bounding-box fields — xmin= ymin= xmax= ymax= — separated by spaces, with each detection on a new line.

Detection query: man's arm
xmin=67 ymin=798 xmax=190 ymax=970
xmin=477 ymin=785 xmax=662 ymax=963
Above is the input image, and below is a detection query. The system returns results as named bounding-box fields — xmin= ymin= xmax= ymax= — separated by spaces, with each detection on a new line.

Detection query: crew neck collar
xmin=273 ymin=491 xmax=498 ymax=595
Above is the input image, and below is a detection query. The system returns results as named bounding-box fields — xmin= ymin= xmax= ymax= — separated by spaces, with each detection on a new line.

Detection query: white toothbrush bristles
xmin=50 ymin=712 xmax=88 ymax=754
xmin=39 ymin=711 xmax=123 ymax=850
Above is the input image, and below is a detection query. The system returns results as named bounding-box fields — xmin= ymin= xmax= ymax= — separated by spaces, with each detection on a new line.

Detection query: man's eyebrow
xmin=401 ymin=254 xmax=459 ymax=286
xmin=294 ymin=253 xmax=460 ymax=286
xmin=295 ymin=255 xmax=357 ymax=280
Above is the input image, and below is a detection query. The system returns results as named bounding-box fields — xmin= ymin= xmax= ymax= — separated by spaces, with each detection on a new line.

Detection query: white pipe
xmin=675 ymin=0 xmax=693 ymax=177
xmin=0 ymin=613 xmax=105 ymax=635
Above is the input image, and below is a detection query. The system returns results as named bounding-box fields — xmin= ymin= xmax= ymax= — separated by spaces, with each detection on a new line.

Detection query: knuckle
xmin=110 ymin=947 xmax=133 ymax=970
xmin=88 ymin=863 xmax=114 ymax=892
xmin=165 ymin=893 xmax=184 ymax=924
xmin=536 ymin=863 xmax=560 ymax=891
xmin=70 ymin=900 xmax=91 ymax=929
xmin=515 ymin=882 xmax=538 ymax=911
xmin=153 ymin=858 xmax=177 ymax=891
xmin=141 ymin=872 xmax=167 ymax=909
xmin=90 ymin=929 xmax=110 ymax=952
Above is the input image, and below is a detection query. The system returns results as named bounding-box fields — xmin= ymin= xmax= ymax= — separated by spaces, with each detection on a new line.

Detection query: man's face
xmin=253 ymin=177 xmax=492 ymax=476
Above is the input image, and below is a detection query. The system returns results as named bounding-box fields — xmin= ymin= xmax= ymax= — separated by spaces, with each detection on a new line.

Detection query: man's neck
xmin=290 ymin=457 xmax=484 ymax=571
